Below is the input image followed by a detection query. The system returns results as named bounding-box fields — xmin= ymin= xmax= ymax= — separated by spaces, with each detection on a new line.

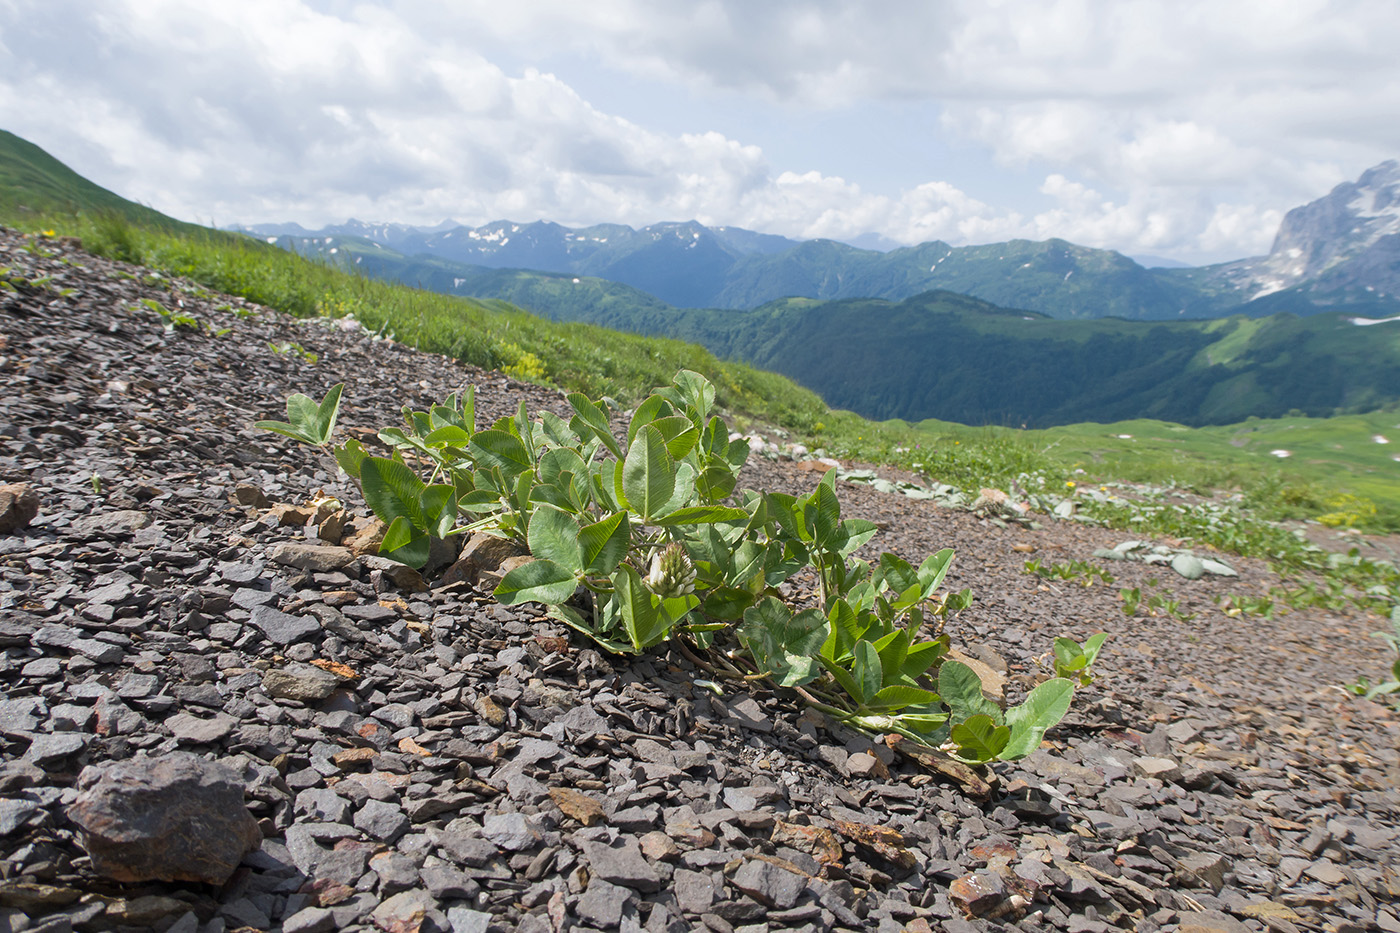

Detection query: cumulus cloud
xmin=0 ymin=0 xmax=1395 ymax=263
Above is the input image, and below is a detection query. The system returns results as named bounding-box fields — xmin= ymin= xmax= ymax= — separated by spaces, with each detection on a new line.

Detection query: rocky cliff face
xmin=1254 ymin=159 xmax=1400 ymax=299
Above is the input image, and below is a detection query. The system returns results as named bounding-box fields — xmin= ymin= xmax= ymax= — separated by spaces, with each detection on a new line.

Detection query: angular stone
xmin=268 ymin=541 xmax=354 ymax=573
xmin=673 ymin=868 xmax=720 ymax=914
xmin=550 ymin=786 xmax=606 ymax=826
xmin=447 ymin=907 xmax=492 ymax=933
xmin=263 ymin=663 xmax=343 ymax=702
xmin=577 ymin=878 xmax=634 ymax=928
xmin=1133 ymin=756 xmax=1181 ymax=782
xmin=731 ymin=858 xmax=805 ymax=910
xmin=165 ymin=712 xmax=237 ymax=744
xmin=354 ymin=799 xmax=409 ymax=843
xmin=67 ymin=753 xmax=261 ymax=884
xmin=249 ymin=604 xmax=322 ymax=645
xmin=0 ymin=483 xmax=40 ymax=533
xmin=482 ymin=812 xmax=541 ymax=851
xmin=580 ymin=837 xmax=662 ymax=892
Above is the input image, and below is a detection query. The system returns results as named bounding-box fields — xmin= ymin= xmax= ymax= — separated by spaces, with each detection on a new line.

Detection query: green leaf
xmin=823 ymin=598 xmax=859 ymax=662
xmin=916 ymin=549 xmax=955 ymax=598
xmin=878 ymin=553 xmax=919 ymax=596
xmin=900 ymin=637 xmax=949 ymax=682
xmin=807 ymin=482 xmax=842 ymax=549
xmin=1001 ymin=678 xmax=1074 ymax=760
xmin=702 ymin=415 xmax=730 ymax=460
xmin=852 ymin=640 xmax=882 ymax=707
xmin=1081 ymin=632 xmax=1109 ymax=666
xmin=333 ymin=438 xmax=367 ymax=480
xmin=527 ymin=505 xmax=584 ymax=575
xmin=868 ymin=684 xmax=940 ymax=710
xmin=650 ymin=415 xmax=700 ymax=461
xmin=701 ymin=586 xmax=755 ymax=621
xmin=614 ymin=564 xmax=670 ymax=651
xmin=458 ymin=489 xmax=503 ymax=513
xmin=819 ymin=655 xmax=864 ymax=705
xmin=622 ymin=424 xmax=677 ymax=521
xmin=538 ymin=447 xmax=588 ymax=489
xmin=379 ymin=516 xmax=430 ymax=569
xmin=578 ymin=512 xmax=629 ymax=575
xmin=939 ymin=660 xmax=1002 ymax=725
xmin=626 ymin=395 xmax=673 ymax=446
xmin=873 ymin=629 xmax=910 ymax=686
xmin=469 ymin=430 xmax=532 ymax=480
xmin=741 ymin=598 xmax=828 ymax=687
xmin=567 ymin=392 xmax=622 ymax=460
xmin=670 ymin=370 xmax=715 ymax=422
xmin=951 ymin=715 xmax=1011 ymax=763
xmin=419 ymin=484 xmax=458 ymax=539
xmin=539 ymin=409 xmax=579 ymax=448
xmin=652 ymin=505 xmax=748 ymax=526
xmin=836 ymin=518 xmax=879 ymax=558
xmin=494 ymin=559 xmax=579 ymax=606
xmin=423 ymin=425 xmax=471 ymax=448
xmin=257 ymin=384 xmax=343 ymax=445
xmin=695 ymin=464 xmax=738 ymax=502
xmin=361 ymin=457 xmax=427 ymax=528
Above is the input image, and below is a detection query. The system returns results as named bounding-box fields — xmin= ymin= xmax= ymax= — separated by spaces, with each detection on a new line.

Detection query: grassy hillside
xmin=0 ymin=130 xmax=196 ymax=231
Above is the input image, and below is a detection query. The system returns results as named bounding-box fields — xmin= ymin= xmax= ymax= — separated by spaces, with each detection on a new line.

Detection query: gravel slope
xmin=1 ymin=229 xmax=1397 ymax=933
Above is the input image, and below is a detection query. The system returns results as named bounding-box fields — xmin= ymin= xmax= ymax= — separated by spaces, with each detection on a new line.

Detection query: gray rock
xmin=165 ymin=712 xmax=237 ymax=744
xmin=248 ymin=604 xmax=322 ymax=645
xmin=354 ymin=799 xmax=410 ymax=843
xmin=482 ymin=812 xmax=541 ymax=851
xmin=731 ymin=858 xmax=805 ymax=910
xmin=577 ymin=878 xmax=634 ymax=928
xmin=282 ymin=906 xmax=336 ymax=933
xmin=1171 ymin=553 xmax=1205 ymax=580
xmin=24 ymin=732 xmax=90 ymax=765
xmin=66 ymin=753 xmax=261 ymax=884
xmin=674 ymin=868 xmax=720 ymax=914
xmin=580 ymin=837 xmax=662 ymax=893
xmin=448 ymin=907 xmax=493 ymax=933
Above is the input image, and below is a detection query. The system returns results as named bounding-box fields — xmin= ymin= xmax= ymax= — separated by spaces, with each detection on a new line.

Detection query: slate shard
xmin=66 ymin=753 xmax=262 ymax=884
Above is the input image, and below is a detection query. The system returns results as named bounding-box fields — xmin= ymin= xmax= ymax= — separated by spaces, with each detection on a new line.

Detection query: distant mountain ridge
xmin=245 ymin=160 xmax=1400 ymax=321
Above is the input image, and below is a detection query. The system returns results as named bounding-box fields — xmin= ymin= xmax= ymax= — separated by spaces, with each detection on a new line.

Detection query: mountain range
xmin=242 ymin=160 xmax=1400 ymax=322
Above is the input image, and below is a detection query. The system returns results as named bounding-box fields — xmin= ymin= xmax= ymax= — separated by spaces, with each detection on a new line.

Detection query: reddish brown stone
xmin=66 ymin=754 xmax=261 ymax=885
xmin=0 ymin=483 xmax=39 ymax=534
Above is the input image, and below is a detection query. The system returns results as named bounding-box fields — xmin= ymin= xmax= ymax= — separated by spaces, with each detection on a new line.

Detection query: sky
xmin=2 ymin=1 xmax=1399 ymax=265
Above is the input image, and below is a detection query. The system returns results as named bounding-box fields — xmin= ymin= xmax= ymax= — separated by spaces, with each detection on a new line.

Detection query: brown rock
xmin=343 ymin=518 xmax=387 ymax=555
xmin=66 ymin=753 xmax=261 ymax=884
xmin=266 ymin=503 xmax=313 ymax=526
xmin=479 ymin=554 xmax=534 ymax=591
xmin=550 ymin=787 xmax=607 ymax=826
xmin=770 ymin=820 xmax=843 ymax=865
xmin=0 ymin=483 xmax=40 ymax=534
xmin=231 ymin=483 xmax=270 ymax=509
xmin=830 ymin=819 xmax=917 ymax=870
xmin=441 ymin=534 xmax=529 ymax=588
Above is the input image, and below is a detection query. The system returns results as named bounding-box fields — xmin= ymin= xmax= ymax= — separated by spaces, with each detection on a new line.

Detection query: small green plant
xmin=1052 ymin=633 xmax=1108 ymax=686
xmin=1024 ymin=558 xmax=1115 ymax=587
xmin=1120 ymin=586 xmax=1195 ymax=621
xmin=1214 ymin=593 xmax=1278 ymax=619
xmin=1343 ymin=609 xmax=1400 ymax=702
xmin=268 ymin=340 xmax=319 ymax=364
xmin=259 ymin=372 xmax=1100 ymax=764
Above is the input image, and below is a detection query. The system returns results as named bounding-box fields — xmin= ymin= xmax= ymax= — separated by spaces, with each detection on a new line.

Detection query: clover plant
xmin=259 ymin=372 xmax=1099 ymax=763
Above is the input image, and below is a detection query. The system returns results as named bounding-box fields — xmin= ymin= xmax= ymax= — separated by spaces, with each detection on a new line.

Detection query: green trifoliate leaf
xmin=622 ymin=424 xmax=676 ymax=521
xmin=254 ymin=383 xmax=343 ymax=445
xmin=740 ymin=597 xmax=828 ymax=687
xmin=939 ymin=660 xmax=1002 ymax=726
xmin=951 ymin=714 xmax=1012 ymax=763
xmin=361 ymin=457 xmax=427 ymax=529
xmin=495 ymin=559 xmax=579 ymax=606
xmin=1001 ymin=678 xmax=1074 ymax=760
xmin=378 ymin=516 xmax=430 ymax=569
xmin=527 ymin=504 xmax=584 ymax=576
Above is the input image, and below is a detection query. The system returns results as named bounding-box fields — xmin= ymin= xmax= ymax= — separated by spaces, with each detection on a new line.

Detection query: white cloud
xmin=0 ymin=0 xmax=1396 ymax=264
